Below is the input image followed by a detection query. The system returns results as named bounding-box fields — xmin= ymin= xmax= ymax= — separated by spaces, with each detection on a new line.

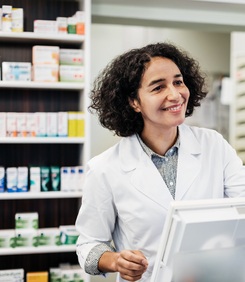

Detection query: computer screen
xmin=150 ymin=197 xmax=245 ymax=282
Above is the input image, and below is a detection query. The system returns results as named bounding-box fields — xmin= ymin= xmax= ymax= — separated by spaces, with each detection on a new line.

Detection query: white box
xmin=76 ymin=166 xmax=84 ymax=191
xmin=32 ymin=46 xmax=59 ymax=65
xmin=38 ymin=228 xmax=60 ymax=246
xmin=26 ymin=113 xmax=36 ymax=137
xmin=59 ymin=225 xmax=79 ymax=245
xmin=34 ymin=20 xmax=58 ymax=33
xmin=30 ymin=167 xmax=40 ymax=193
xmin=47 ymin=112 xmax=58 ymax=137
xmin=72 ymin=266 xmax=86 ymax=282
xmin=15 ymin=212 xmax=38 ymax=230
xmin=59 ymin=49 xmax=84 ymax=65
xmin=58 ymin=112 xmax=68 ymax=137
xmin=17 ymin=167 xmax=28 ymax=192
xmin=6 ymin=167 xmax=17 ymax=192
xmin=0 ymin=167 xmax=5 ymax=193
xmin=35 ymin=112 xmax=47 ymax=137
xmin=0 ymin=113 xmax=6 ymax=137
xmin=16 ymin=113 xmax=26 ymax=137
xmin=70 ymin=167 xmax=76 ymax=192
xmin=2 ymin=5 xmax=12 ymax=32
xmin=49 ymin=268 xmax=61 ymax=282
xmin=61 ymin=167 xmax=70 ymax=192
xmin=12 ymin=8 xmax=23 ymax=32
xmin=0 ymin=269 xmax=24 ymax=281
xmin=60 ymin=270 xmax=74 ymax=282
xmin=59 ymin=65 xmax=84 ymax=82
xmin=56 ymin=17 xmax=67 ymax=34
xmin=2 ymin=62 xmax=31 ymax=81
xmin=0 ymin=9 xmax=2 ymax=31
xmin=7 ymin=112 xmax=17 ymax=137
xmin=33 ymin=65 xmax=59 ymax=82
xmin=15 ymin=229 xmax=38 ymax=247
xmin=0 ymin=229 xmax=15 ymax=248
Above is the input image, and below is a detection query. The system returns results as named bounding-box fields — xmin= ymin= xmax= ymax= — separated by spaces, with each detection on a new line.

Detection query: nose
xmin=167 ymin=85 xmax=181 ymax=101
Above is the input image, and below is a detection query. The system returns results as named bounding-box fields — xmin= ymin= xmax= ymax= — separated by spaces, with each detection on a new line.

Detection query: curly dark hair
xmin=89 ymin=42 xmax=208 ymax=137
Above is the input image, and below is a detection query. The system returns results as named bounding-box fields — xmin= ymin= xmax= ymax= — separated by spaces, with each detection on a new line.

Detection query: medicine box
xmin=77 ymin=112 xmax=85 ymax=137
xmin=2 ymin=62 xmax=31 ymax=81
xmin=60 ymin=270 xmax=74 ymax=282
xmin=2 ymin=5 xmax=12 ymax=32
xmin=56 ymin=17 xmax=67 ymax=34
xmin=59 ymin=225 xmax=79 ymax=245
xmin=15 ymin=212 xmax=38 ymax=230
xmin=30 ymin=167 xmax=40 ymax=193
xmin=7 ymin=167 xmax=17 ymax=192
xmin=17 ymin=113 xmax=27 ymax=137
xmin=7 ymin=112 xmax=17 ymax=137
xmin=0 ymin=8 xmax=2 ymax=31
xmin=72 ymin=266 xmax=86 ymax=282
xmin=75 ymin=11 xmax=85 ymax=35
xmin=59 ymin=49 xmax=84 ymax=65
xmin=26 ymin=272 xmax=48 ymax=282
xmin=38 ymin=228 xmax=60 ymax=246
xmin=50 ymin=166 xmax=60 ymax=191
xmin=58 ymin=112 xmax=68 ymax=137
xmin=0 ymin=269 xmax=24 ymax=282
xmin=26 ymin=113 xmax=36 ymax=137
xmin=67 ymin=17 xmax=76 ymax=34
xmin=32 ymin=46 xmax=59 ymax=65
xmin=35 ymin=112 xmax=47 ymax=137
xmin=61 ymin=167 xmax=70 ymax=192
xmin=34 ymin=20 xmax=58 ymax=34
xmin=40 ymin=167 xmax=50 ymax=192
xmin=12 ymin=8 xmax=23 ymax=32
xmin=0 ymin=229 xmax=15 ymax=248
xmin=70 ymin=167 xmax=76 ymax=191
xmin=68 ymin=112 xmax=77 ymax=137
xmin=49 ymin=268 xmax=61 ymax=282
xmin=0 ymin=113 xmax=6 ymax=137
xmin=47 ymin=112 xmax=58 ymax=137
xmin=59 ymin=65 xmax=84 ymax=82
xmin=0 ymin=167 xmax=5 ymax=193
xmin=17 ymin=167 xmax=28 ymax=192
xmin=76 ymin=166 xmax=84 ymax=191
xmin=15 ymin=229 xmax=38 ymax=247
xmin=33 ymin=65 xmax=59 ymax=82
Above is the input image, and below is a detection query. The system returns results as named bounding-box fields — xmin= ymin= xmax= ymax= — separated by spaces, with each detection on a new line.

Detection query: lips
xmin=162 ymin=103 xmax=183 ymax=111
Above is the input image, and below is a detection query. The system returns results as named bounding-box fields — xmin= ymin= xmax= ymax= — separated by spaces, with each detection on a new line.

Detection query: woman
xmin=75 ymin=42 xmax=245 ymax=282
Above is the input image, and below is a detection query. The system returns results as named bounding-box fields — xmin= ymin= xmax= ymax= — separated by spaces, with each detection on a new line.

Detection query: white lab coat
xmin=76 ymin=124 xmax=245 ymax=282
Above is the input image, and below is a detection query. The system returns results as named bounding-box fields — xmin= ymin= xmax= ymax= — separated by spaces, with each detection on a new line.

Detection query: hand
xmin=116 ymin=249 xmax=148 ymax=281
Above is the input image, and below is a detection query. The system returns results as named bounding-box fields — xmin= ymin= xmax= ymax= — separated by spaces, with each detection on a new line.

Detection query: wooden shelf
xmin=0 ymin=191 xmax=83 ymax=200
xmin=0 ymin=245 xmax=76 ymax=256
xmin=0 ymin=81 xmax=84 ymax=90
xmin=0 ymin=31 xmax=84 ymax=44
xmin=0 ymin=137 xmax=85 ymax=144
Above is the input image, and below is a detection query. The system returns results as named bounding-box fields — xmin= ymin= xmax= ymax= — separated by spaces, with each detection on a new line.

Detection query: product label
xmin=15 ymin=218 xmax=38 ymax=230
xmin=60 ymin=232 xmax=79 ymax=245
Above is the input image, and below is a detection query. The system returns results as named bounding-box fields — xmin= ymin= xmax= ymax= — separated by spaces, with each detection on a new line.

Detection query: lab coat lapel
xmin=119 ymin=135 xmax=173 ymax=210
xmin=175 ymin=124 xmax=202 ymax=200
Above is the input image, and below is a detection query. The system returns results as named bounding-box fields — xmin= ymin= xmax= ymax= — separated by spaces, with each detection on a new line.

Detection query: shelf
xmin=0 ymin=191 xmax=83 ymax=200
xmin=0 ymin=31 xmax=84 ymax=44
xmin=0 ymin=137 xmax=85 ymax=144
xmin=0 ymin=245 xmax=76 ymax=256
xmin=0 ymin=81 xmax=84 ymax=90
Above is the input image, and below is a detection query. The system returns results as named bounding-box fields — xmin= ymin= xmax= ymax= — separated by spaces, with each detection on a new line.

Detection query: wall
xmin=90 ymin=23 xmax=230 ymax=158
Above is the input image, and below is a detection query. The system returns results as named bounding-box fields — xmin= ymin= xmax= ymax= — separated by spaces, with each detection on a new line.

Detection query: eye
xmin=174 ymin=80 xmax=183 ymax=85
xmin=152 ymin=85 xmax=164 ymax=92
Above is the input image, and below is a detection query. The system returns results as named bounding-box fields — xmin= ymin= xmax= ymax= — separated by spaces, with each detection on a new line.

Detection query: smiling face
xmin=130 ymin=57 xmax=190 ymax=136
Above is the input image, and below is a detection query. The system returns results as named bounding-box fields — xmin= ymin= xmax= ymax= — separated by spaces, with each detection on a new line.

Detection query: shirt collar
xmin=136 ymin=128 xmax=180 ymax=159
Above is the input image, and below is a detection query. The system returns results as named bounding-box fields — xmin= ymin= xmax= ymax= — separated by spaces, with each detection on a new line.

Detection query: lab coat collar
xmin=119 ymin=124 xmax=202 ymax=208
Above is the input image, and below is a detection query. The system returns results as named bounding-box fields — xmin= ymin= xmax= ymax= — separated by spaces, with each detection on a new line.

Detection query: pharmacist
xmin=75 ymin=42 xmax=245 ymax=282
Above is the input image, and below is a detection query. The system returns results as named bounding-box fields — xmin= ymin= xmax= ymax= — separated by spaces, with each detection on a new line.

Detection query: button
xmin=165 ymin=158 xmax=168 ymax=161
xmin=170 ymin=149 xmax=173 ymax=153
xmin=170 ymin=182 xmax=173 ymax=186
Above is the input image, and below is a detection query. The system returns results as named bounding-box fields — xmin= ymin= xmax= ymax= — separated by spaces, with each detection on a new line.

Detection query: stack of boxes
xmin=0 ymin=269 xmax=24 ymax=282
xmin=50 ymin=265 xmax=86 ymax=282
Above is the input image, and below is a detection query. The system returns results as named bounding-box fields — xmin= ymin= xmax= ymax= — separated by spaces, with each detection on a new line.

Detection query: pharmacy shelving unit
xmin=0 ymin=0 xmax=91 ymax=277
xmin=230 ymin=32 xmax=245 ymax=163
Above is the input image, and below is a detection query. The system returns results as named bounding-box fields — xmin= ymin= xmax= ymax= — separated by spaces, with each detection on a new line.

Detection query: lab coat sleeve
xmin=75 ymin=159 xmax=118 ymax=270
xmin=221 ymin=135 xmax=245 ymax=197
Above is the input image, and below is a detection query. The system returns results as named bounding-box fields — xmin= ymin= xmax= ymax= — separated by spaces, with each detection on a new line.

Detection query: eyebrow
xmin=147 ymin=74 xmax=182 ymax=87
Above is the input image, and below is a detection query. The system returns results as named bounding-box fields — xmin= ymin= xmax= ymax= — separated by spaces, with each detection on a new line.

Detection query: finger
xmin=118 ymin=256 xmax=146 ymax=271
xmin=121 ymin=250 xmax=147 ymax=265
xmin=132 ymin=250 xmax=149 ymax=266
xmin=118 ymin=267 xmax=145 ymax=277
xmin=120 ymin=273 xmax=143 ymax=282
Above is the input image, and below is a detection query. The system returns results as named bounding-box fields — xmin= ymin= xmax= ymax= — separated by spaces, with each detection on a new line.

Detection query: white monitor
xmin=150 ymin=197 xmax=245 ymax=282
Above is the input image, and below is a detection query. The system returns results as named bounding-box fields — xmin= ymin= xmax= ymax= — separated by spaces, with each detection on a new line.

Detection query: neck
xmin=140 ymin=127 xmax=178 ymax=156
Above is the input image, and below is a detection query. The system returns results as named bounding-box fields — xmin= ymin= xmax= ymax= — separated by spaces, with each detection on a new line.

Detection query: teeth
xmin=164 ymin=104 xmax=182 ymax=111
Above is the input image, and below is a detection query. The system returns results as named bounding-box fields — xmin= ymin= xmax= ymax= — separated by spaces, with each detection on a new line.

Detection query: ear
xmin=128 ymin=97 xmax=141 ymax=113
